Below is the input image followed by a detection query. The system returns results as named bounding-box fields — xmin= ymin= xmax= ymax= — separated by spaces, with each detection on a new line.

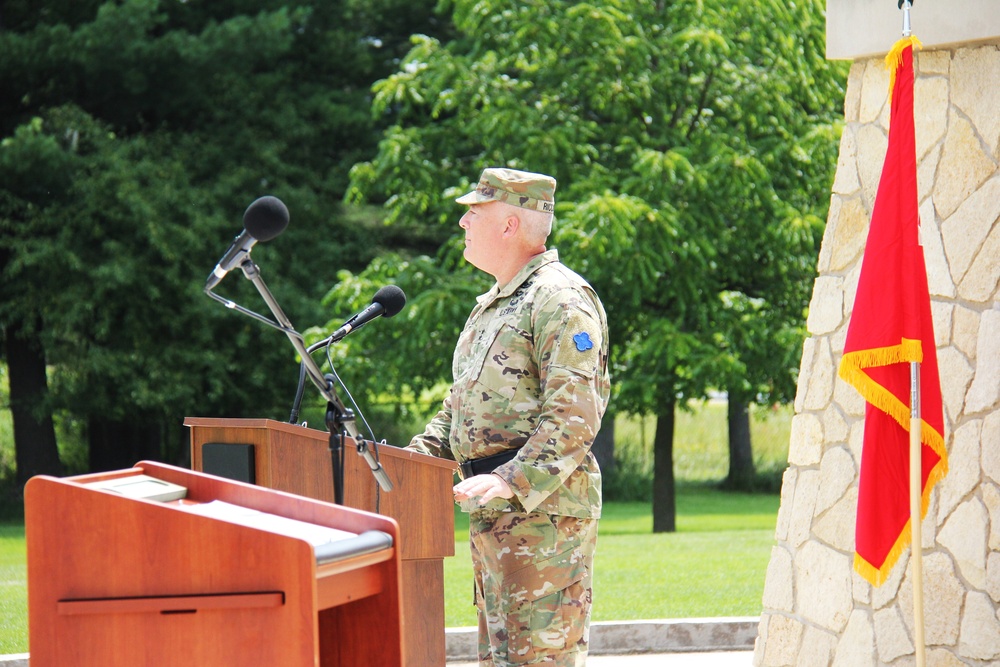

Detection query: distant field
xmin=614 ymin=402 xmax=792 ymax=484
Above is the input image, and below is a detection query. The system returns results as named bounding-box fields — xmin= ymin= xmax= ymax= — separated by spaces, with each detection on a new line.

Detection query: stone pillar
xmin=753 ymin=38 xmax=1000 ymax=667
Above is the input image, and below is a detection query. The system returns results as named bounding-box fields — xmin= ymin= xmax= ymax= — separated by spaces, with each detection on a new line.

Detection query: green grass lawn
xmin=443 ymin=489 xmax=779 ymax=626
xmin=0 ymin=523 xmax=26 ymax=654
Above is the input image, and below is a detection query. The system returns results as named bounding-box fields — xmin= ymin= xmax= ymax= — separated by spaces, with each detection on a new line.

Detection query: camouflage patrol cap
xmin=455 ymin=167 xmax=556 ymax=214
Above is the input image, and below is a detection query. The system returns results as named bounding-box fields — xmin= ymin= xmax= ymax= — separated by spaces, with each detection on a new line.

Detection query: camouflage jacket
xmin=409 ymin=249 xmax=610 ymax=518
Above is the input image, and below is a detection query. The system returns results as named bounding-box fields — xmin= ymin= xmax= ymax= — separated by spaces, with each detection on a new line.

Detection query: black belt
xmin=459 ymin=448 xmax=520 ymax=479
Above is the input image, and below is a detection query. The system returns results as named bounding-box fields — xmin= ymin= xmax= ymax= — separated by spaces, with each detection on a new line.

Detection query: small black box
xmin=202 ymin=443 xmax=255 ymax=485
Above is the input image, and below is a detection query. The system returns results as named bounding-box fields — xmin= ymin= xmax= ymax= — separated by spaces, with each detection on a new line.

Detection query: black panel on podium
xmin=202 ymin=442 xmax=255 ymax=484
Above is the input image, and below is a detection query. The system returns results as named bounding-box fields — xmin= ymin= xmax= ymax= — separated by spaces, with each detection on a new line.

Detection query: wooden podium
xmin=25 ymin=461 xmax=403 ymax=667
xmin=184 ymin=417 xmax=458 ymax=666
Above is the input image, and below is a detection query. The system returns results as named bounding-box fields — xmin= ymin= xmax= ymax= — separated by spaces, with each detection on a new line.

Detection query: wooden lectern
xmin=25 ymin=461 xmax=403 ymax=667
xmin=184 ymin=417 xmax=458 ymax=666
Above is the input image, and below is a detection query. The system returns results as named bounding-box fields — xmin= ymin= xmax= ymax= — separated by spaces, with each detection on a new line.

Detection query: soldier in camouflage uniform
xmin=407 ymin=168 xmax=611 ymax=666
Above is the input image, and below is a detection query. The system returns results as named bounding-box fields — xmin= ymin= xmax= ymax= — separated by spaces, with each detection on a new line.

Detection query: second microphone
xmin=327 ymin=285 xmax=407 ymax=344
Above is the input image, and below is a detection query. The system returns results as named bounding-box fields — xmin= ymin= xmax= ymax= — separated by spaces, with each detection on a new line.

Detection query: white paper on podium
xmin=183 ymin=500 xmax=357 ymax=547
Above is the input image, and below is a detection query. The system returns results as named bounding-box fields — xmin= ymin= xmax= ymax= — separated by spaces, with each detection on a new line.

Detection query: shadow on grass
xmin=0 ymin=483 xmax=24 ymax=524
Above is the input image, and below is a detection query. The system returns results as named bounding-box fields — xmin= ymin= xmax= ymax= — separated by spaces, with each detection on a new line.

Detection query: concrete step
xmin=446 ymin=617 xmax=759 ymax=662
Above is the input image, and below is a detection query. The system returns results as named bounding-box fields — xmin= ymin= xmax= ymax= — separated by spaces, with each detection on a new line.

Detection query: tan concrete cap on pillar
xmin=826 ymin=0 xmax=1000 ymax=59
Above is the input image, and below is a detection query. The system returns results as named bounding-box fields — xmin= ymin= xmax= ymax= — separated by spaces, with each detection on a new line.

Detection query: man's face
xmin=459 ymin=201 xmax=508 ymax=274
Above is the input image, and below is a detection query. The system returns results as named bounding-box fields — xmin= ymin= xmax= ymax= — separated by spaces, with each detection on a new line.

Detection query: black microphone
xmin=205 ymin=196 xmax=290 ymax=291
xmin=328 ymin=285 xmax=407 ymax=342
xmin=288 ymin=285 xmax=407 ymax=425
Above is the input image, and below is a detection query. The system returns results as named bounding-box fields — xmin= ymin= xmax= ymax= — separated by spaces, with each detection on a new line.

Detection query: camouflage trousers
xmin=469 ymin=509 xmax=598 ymax=667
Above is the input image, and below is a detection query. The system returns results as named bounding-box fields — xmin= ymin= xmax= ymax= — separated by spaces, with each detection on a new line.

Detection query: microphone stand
xmin=204 ymin=256 xmax=393 ymax=501
xmin=324 ymin=376 xmax=353 ymax=506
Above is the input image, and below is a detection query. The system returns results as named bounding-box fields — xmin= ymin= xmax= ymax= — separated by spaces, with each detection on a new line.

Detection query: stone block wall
xmin=754 ymin=42 xmax=1000 ymax=666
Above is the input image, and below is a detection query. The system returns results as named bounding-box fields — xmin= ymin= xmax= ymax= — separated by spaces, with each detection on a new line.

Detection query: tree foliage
xmin=0 ymin=0 xmax=445 ymax=480
xmin=333 ymin=0 xmax=848 ymax=529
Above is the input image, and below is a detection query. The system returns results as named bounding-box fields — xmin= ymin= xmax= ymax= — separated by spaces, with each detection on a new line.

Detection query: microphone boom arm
xmin=205 ymin=257 xmax=393 ymax=493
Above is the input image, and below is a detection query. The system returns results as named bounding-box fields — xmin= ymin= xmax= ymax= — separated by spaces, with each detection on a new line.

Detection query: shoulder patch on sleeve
xmin=573 ymin=331 xmax=594 ymax=352
xmin=555 ymin=312 xmax=602 ymax=373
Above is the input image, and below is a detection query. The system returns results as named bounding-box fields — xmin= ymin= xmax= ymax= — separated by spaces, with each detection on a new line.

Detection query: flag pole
xmin=910 ymin=361 xmax=926 ymax=667
xmin=899 ymin=4 xmax=925 ymax=665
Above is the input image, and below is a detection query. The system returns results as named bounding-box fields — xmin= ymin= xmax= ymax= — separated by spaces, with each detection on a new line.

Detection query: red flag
xmin=838 ymin=38 xmax=947 ymax=587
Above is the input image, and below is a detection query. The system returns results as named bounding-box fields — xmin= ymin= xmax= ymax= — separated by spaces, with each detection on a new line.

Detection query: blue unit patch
xmin=573 ymin=332 xmax=594 ymax=352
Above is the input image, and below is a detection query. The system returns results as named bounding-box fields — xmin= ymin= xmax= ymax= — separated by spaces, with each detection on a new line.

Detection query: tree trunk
xmin=6 ymin=319 xmax=63 ymax=487
xmin=725 ymin=393 xmax=755 ymax=491
xmin=652 ymin=397 xmax=676 ymax=533
xmin=88 ymin=417 xmax=163 ymax=473
xmin=591 ymin=410 xmax=615 ymax=475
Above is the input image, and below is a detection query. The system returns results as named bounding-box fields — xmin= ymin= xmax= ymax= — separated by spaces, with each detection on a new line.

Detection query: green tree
xmin=0 ymin=0 xmax=445 ymax=482
xmin=0 ymin=116 xmax=75 ymax=483
xmin=336 ymin=0 xmax=846 ymax=529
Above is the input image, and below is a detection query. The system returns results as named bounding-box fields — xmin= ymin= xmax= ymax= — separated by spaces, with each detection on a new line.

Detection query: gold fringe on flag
xmin=885 ymin=35 xmax=922 ymax=100
xmin=839 ymin=337 xmax=949 ymax=586
xmin=853 ymin=449 xmax=947 ymax=586
xmin=838 ymin=338 xmax=946 ymax=458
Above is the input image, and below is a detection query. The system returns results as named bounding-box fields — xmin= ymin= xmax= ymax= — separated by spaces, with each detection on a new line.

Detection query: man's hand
xmin=454 ymin=474 xmax=514 ymax=505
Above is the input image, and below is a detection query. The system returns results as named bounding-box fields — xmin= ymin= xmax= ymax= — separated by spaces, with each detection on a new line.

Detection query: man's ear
xmin=501 ymin=213 xmax=521 ymax=238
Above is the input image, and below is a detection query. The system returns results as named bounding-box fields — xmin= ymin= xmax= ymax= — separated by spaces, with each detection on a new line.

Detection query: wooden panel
xmin=267 ymin=422 xmax=337 ymax=501
xmin=401 ymin=559 xmax=448 ymax=667
xmin=26 ymin=463 xmax=404 ymax=667
xmin=57 ymin=592 xmax=285 ymax=616
xmin=318 ymin=561 xmax=411 ymax=667
xmin=341 ymin=440 xmax=457 ymax=560
xmin=316 ymin=563 xmax=384 ymax=610
xmin=184 ymin=418 xmax=456 ymax=666
xmin=38 ymin=605 xmax=290 ymax=667
xmin=26 ymin=474 xmax=318 ymax=667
